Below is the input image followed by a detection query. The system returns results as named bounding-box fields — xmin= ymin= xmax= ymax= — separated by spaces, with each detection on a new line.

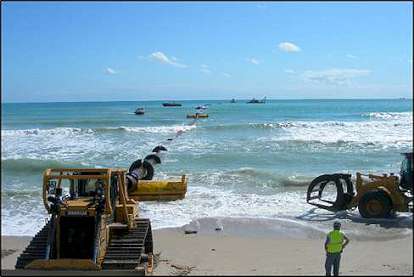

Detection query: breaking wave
xmin=1 ymin=125 xmax=196 ymax=137
xmin=362 ymin=111 xmax=412 ymax=120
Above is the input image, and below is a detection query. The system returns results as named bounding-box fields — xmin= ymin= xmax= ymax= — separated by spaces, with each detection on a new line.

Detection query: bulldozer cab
xmin=44 ymin=172 xmax=105 ymax=261
xmin=45 ymin=169 xmax=111 ymax=215
xmin=43 ymin=168 xmax=132 ymax=218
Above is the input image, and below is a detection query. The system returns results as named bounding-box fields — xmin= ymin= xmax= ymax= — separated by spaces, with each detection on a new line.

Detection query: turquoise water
xmin=1 ymin=99 xmax=413 ymax=235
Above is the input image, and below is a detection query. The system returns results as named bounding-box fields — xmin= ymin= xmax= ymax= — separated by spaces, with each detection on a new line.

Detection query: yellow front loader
xmin=306 ymin=153 xmax=413 ymax=218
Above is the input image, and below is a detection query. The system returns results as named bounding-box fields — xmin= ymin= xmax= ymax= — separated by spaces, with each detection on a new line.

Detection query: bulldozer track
xmin=102 ymin=218 xmax=153 ymax=270
xmin=15 ymin=218 xmax=153 ymax=272
xmin=15 ymin=221 xmax=51 ymax=269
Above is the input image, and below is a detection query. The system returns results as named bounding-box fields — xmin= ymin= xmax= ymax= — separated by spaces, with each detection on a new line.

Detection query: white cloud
xmin=246 ymin=58 xmax=260 ymax=65
xmin=278 ymin=42 xmax=301 ymax=52
xmin=200 ymin=64 xmax=212 ymax=74
xmin=284 ymin=69 xmax=295 ymax=74
xmin=200 ymin=68 xmax=211 ymax=74
xmin=302 ymin=68 xmax=371 ymax=85
xmin=346 ymin=54 xmax=357 ymax=59
xmin=105 ymin=67 xmax=117 ymax=75
xmin=149 ymin=51 xmax=187 ymax=68
xmin=222 ymin=72 xmax=231 ymax=78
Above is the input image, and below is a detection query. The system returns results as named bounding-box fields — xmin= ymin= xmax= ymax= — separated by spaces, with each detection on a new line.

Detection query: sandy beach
xmin=2 ymin=217 xmax=412 ymax=275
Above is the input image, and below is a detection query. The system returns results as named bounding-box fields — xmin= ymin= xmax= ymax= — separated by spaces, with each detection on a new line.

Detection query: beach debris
xmin=170 ymin=264 xmax=195 ymax=276
xmin=184 ymin=219 xmax=201 ymax=235
xmin=153 ymin=252 xmax=162 ymax=268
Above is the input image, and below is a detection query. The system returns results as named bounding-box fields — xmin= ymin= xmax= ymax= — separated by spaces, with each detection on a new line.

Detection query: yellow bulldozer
xmin=15 ymin=147 xmax=187 ymax=274
xmin=306 ymin=152 xmax=413 ymax=218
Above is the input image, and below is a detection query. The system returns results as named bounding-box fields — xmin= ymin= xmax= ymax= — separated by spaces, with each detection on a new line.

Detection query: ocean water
xmin=1 ymin=99 xmax=413 ymax=237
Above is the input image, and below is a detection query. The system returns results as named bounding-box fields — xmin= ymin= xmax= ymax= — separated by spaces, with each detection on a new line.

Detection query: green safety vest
xmin=327 ymin=230 xmax=344 ymax=253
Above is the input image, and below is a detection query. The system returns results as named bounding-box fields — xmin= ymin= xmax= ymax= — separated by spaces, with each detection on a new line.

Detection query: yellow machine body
xmin=128 ymin=175 xmax=187 ymax=201
xmin=187 ymin=113 xmax=208 ymax=119
xmin=349 ymin=173 xmax=411 ymax=212
xmin=307 ymin=153 xmax=413 ymax=218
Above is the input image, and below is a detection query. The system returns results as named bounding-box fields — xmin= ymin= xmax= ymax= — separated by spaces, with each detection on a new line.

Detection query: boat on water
xmin=134 ymin=107 xmax=145 ymax=115
xmin=187 ymin=113 xmax=209 ymax=119
xmin=195 ymin=105 xmax=208 ymax=110
xmin=162 ymin=102 xmax=182 ymax=107
xmin=247 ymin=96 xmax=266 ymax=104
xmin=230 ymin=98 xmax=236 ymax=103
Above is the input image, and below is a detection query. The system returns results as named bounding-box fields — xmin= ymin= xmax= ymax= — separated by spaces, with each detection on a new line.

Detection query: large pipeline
xmin=126 ymin=107 xmax=203 ymax=190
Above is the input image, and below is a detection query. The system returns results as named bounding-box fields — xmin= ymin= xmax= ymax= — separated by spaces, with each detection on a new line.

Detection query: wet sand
xmin=2 ymin=217 xmax=413 ymax=275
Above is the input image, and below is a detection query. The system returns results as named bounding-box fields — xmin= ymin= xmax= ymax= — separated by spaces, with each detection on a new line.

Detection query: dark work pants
xmin=325 ymin=252 xmax=341 ymax=276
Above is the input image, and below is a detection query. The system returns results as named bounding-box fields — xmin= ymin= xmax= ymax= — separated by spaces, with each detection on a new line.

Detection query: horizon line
xmin=2 ymin=97 xmax=412 ymax=104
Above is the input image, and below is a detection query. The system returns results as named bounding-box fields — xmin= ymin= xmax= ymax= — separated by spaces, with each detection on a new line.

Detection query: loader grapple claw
xmin=306 ymin=174 xmax=354 ymax=212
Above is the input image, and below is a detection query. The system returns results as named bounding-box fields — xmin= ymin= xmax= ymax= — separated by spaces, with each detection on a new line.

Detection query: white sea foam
xmin=258 ymin=112 xmax=412 ymax=147
xmin=118 ymin=125 xmax=196 ymax=133
xmin=1 ymin=125 xmax=196 ymax=162
xmin=362 ymin=111 xmax=412 ymax=120
xmin=1 ymin=125 xmax=196 ymax=137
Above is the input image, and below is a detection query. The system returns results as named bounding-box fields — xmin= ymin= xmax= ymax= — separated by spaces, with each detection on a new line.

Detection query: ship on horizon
xmin=162 ymin=102 xmax=182 ymax=107
xmin=247 ymin=96 xmax=266 ymax=104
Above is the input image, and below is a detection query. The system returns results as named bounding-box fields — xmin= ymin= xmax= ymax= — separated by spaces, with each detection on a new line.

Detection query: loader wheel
xmin=358 ymin=190 xmax=392 ymax=218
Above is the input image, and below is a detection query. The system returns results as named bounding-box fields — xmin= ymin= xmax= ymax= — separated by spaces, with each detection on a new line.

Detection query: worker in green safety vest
xmin=324 ymin=221 xmax=350 ymax=276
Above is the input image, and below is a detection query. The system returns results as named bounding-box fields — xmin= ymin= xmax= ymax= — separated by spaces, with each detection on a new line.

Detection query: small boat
xmin=195 ymin=105 xmax=208 ymax=110
xmin=162 ymin=102 xmax=182 ymax=107
xmin=230 ymin=98 xmax=236 ymax=103
xmin=187 ymin=113 xmax=209 ymax=119
xmin=247 ymin=96 xmax=266 ymax=104
xmin=134 ymin=108 xmax=145 ymax=115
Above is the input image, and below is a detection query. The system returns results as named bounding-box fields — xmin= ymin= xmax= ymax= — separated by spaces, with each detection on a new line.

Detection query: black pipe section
xmin=145 ymin=154 xmax=161 ymax=164
xmin=152 ymin=145 xmax=168 ymax=153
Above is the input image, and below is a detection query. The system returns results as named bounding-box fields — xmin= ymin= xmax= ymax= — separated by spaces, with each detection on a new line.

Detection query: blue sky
xmin=2 ymin=2 xmax=412 ymax=102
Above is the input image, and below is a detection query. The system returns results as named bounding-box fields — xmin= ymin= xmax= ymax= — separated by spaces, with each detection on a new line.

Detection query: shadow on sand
xmin=296 ymin=208 xmax=413 ymax=229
